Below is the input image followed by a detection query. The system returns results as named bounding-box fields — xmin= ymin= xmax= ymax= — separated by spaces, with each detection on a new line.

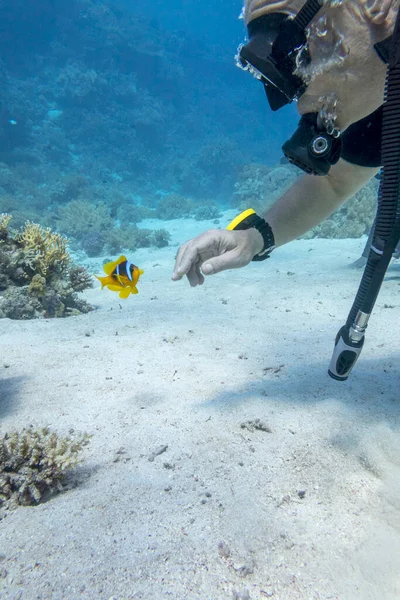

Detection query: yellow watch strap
xmin=226 ymin=208 xmax=256 ymax=231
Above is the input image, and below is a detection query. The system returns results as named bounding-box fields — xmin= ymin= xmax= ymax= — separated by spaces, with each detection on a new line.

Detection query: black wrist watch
xmin=227 ymin=208 xmax=275 ymax=261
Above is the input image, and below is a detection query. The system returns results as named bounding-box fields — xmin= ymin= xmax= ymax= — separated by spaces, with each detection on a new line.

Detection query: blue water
xmin=1 ymin=5 xmax=399 ymax=598
xmin=0 ymin=0 xmax=297 ymax=228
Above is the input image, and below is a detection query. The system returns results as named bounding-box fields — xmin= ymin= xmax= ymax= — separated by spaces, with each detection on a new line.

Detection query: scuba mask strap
xmin=293 ymin=0 xmax=323 ymax=30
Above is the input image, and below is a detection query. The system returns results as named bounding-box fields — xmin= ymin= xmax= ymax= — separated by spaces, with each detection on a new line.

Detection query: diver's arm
xmin=172 ymin=159 xmax=380 ymax=285
xmin=263 ymin=159 xmax=380 ymax=247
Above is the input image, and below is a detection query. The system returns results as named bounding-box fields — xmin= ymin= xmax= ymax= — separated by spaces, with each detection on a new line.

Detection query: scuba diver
xmin=172 ymin=0 xmax=400 ymax=380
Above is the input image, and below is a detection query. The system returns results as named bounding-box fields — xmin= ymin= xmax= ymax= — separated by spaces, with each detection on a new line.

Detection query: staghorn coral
xmin=0 ymin=215 xmax=94 ymax=319
xmin=104 ymin=225 xmax=144 ymax=254
xmin=0 ymin=427 xmax=91 ymax=507
xmin=117 ymin=203 xmax=145 ymax=224
xmin=16 ymin=221 xmax=70 ymax=278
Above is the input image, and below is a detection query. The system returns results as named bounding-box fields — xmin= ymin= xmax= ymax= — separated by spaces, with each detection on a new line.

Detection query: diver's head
xmin=241 ymin=0 xmax=398 ymax=132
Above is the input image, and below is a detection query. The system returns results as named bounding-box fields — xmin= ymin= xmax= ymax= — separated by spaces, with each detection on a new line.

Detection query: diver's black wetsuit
xmin=341 ymin=106 xmax=382 ymax=168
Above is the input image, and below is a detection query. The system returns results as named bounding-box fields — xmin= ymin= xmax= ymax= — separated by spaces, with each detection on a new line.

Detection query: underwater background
xmin=0 ymin=0 xmax=378 ymax=269
xmin=1 ymin=2 xmax=400 ymax=599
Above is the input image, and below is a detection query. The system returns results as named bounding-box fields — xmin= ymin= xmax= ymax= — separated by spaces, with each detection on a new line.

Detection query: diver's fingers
xmin=172 ymin=232 xmax=216 ymax=280
xmin=172 ymin=244 xmax=189 ymax=281
xmin=171 ymin=243 xmax=196 ymax=281
xmin=185 ymin=261 xmax=205 ymax=287
xmin=201 ymin=248 xmax=248 ymax=275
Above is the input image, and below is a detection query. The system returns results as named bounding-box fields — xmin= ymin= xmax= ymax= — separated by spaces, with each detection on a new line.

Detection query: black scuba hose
xmin=328 ymin=10 xmax=400 ymax=380
xmin=347 ymin=57 xmax=400 ymax=323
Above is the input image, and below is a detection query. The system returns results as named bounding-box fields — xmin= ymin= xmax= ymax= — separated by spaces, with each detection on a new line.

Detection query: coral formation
xmin=0 ymin=215 xmax=93 ymax=319
xmin=234 ymin=164 xmax=380 ymax=240
xmin=57 ymin=200 xmax=114 ymax=241
xmin=55 ymin=199 xmax=170 ymax=256
xmin=0 ymin=0 xmax=378 ymax=246
xmin=234 ymin=163 xmax=299 ymax=214
xmin=156 ymin=194 xmax=195 ymax=220
xmin=194 ymin=204 xmax=222 ymax=221
xmin=15 ymin=221 xmax=70 ymax=277
xmin=0 ymin=0 xmax=282 ymax=211
xmin=0 ymin=427 xmax=91 ymax=507
xmin=0 ymin=213 xmax=12 ymax=240
xmin=150 ymin=228 xmax=171 ymax=248
xmin=303 ymin=178 xmax=379 ymax=239
xmin=103 ymin=225 xmax=170 ymax=253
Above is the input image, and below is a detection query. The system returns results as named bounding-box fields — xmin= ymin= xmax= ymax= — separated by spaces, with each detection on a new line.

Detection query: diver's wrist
xmin=248 ymin=226 xmax=264 ymax=256
xmin=226 ymin=208 xmax=275 ymax=261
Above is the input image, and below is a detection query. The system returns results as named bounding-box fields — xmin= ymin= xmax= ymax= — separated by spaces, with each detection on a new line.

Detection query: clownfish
xmin=95 ymin=255 xmax=144 ymax=298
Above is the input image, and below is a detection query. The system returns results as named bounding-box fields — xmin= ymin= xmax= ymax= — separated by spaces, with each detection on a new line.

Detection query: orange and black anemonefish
xmin=95 ymin=255 xmax=144 ymax=298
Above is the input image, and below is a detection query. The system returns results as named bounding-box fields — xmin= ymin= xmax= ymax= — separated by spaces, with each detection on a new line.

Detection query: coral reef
xmin=149 ymin=228 xmax=171 ymax=248
xmin=233 ymin=164 xmax=380 ymax=240
xmin=57 ymin=200 xmax=114 ymax=241
xmin=105 ymin=225 xmax=171 ymax=253
xmin=15 ymin=221 xmax=70 ymax=278
xmin=233 ymin=164 xmax=299 ymax=214
xmin=0 ymin=215 xmax=93 ymax=319
xmin=194 ymin=204 xmax=222 ymax=221
xmin=303 ymin=178 xmax=379 ymax=239
xmin=0 ymin=213 xmax=12 ymax=240
xmin=156 ymin=194 xmax=195 ymax=220
xmin=81 ymin=231 xmax=107 ymax=257
xmin=55 ymin=199 xmax=170 ymax=256
xmin=0 ymin=0 xmax=284 ymax=211
xmin=0 ymin=427 xmax=91 ymax=507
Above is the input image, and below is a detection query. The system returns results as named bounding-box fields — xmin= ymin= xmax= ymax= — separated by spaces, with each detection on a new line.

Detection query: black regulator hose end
xmin=328 ymin=325 xmax=365 ymax=381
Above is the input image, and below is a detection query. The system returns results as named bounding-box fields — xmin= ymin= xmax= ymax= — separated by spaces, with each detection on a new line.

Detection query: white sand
xmin=1 ymin=215 xmax=399 ymax=600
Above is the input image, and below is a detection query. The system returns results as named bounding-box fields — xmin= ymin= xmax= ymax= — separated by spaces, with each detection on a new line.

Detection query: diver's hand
xmin=172 ymin=228 xmax=263 ymax=286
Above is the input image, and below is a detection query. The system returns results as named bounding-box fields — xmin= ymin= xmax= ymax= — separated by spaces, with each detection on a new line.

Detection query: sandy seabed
xmin=1 ymin=215 xmax=399 ymax=600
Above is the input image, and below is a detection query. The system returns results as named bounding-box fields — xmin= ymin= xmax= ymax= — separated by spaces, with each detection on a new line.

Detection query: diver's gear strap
xmin=375 ymin=36 xmax=392 ymax=64
xmin=294 ymin=0 xmax=323 ymax=30
xmin=227 ymin=209 xmax=275 ymax=261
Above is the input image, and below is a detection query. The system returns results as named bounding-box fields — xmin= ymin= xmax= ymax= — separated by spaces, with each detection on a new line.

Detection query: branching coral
xmin=0 ymin=215 xmax=94 ymax=319
xmin=0 ymin=427 xmax=91 ymax=507
xmin=16 ymin=221 xmax=70 ymax=278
